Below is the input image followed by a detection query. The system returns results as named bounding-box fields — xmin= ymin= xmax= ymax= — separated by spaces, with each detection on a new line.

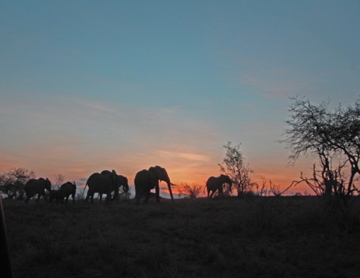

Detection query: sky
xmin=1 ymin=1 xmax=359 ymax=196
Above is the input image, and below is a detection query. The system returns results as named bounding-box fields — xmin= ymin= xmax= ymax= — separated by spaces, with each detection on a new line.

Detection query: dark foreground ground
xmin=3 ymin=196 xmax=360 ymax=278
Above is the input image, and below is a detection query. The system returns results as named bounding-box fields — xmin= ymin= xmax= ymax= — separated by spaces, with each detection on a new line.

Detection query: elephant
xmin=100 ymin=170 xmax=129 ymax=200
xmin=59 ymin=181 xmax=76 ymax=203
xmin=85 ymin=170 xmax=127 ymax=203
xmin=134 ymin=165 xmax=174 ymax=204
xmin=206 ymin=175 xmax=232 ymax=198
xmin=49 ymin=190 xmax=61 ymax=203
xmin=24 ymin=178 xmax=51 ymax=203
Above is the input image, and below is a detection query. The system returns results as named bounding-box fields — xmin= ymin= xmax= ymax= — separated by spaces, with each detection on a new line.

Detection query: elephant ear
xmin=160 ymin=167 xmax=170 ymax=183
xmin=151 ymin=166 xmax=169 ymax=183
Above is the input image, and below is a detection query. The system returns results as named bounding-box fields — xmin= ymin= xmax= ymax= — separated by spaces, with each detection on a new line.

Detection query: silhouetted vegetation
xmin=282 ymin=96 xmax=360 ymax=209
xmin=178 ymin=183 xmax=202 ymax=198
xmin=1 ymin=95 xmax=359 ymax=276
xmin=219 ymin=142 xmax=256 ymax=196
xmin=4 ymin=197 xmax=360 ymax=277
xmin=0 ymin=168 xmax=36 ymax=200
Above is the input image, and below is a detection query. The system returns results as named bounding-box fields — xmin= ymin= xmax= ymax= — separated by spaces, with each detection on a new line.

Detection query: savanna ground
xmin=3 ymin=196 xmax=360 ymax=278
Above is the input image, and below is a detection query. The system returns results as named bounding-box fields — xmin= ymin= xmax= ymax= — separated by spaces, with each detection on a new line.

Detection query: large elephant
xmin=134 ymin=166 xmax=174 ymax=204
xmin=206 ymin=175 xmax=232 ymax=198
xmin=85 ymin=170 xmax=127 ymax=203
xmin=24 ymin=178 xmax=51 ymax=203
xmin=100 ymin=170 xmax=129 ymax=200
xmin=59 ymin=181 xmax=76 ymax=203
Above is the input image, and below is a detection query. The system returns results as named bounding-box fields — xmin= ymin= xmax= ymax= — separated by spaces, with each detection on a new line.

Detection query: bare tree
xmin=257 ymin=177 xmax=292 ymax=197
xmin=178 ymin=183 xmax=202 ymax=199
xmin=53 ymin=174 xmax=65 ymax=190
xmin=219 ymin=141 xmax=255 ymax=196
xmin=0 ymin=168 xmax=36 ymax=199
xmin=281 ymin=96 xmax=360 ymax=207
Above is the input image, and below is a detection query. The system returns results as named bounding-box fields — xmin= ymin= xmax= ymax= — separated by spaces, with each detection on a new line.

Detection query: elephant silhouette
xmin=134 ymin=166 xmax=174 ymax=204
xmin=85 ymin=170 xmax=128 ymax=203
xmin=24 ymin=178 xmax=51 ymax=203
xmin=59 ymin=181 xmax=76 ymax=203
xmin=49 ymin=189 xmax=61 ymax=203
xmin=206 ymin=175 xmax=232 ymax=198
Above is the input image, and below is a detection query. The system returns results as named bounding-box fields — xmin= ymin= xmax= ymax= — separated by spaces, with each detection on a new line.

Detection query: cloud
xmin=157 ymin=150 xmax=210 ymax=162
xmin=0 ymin=92 xmax=225 ymax=186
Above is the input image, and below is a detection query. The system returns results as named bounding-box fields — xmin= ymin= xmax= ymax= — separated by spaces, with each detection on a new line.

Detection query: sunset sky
xmin=1 ymin=1 xmax=359 ymax=196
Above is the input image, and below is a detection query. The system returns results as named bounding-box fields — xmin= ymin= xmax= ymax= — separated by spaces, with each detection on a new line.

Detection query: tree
xmin=178 ymin=183 xmax=202 ymax=199
xmin=0 ymin=168 xmax=36 ymax=199
xmin=219 ymin=141 xmax=255 ymax=196
xmin=281 ymin=96 xmax=360 ymax=207
xmin=256 ymin=177 xmax=293 ymax=197
xmin=53 ymin=174 xmax=65 ymax=190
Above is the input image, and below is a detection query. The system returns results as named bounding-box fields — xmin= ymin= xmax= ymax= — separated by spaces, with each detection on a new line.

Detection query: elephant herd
xmin=23 ymin=165 xmax=233 ymax=204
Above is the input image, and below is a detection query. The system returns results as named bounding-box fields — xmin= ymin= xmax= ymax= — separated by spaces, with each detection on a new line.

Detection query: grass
xmin=3 ymin=196 xmax=360 ymax=277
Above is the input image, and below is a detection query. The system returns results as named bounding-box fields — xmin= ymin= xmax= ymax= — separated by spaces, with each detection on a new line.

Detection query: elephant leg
xmin=155 ymin=185 xmax=160 ymax=203
xmin=219 ymin=187 xmax=223 ymax=197
xmin=135 ymin=186 xmax=141 ymax=204
xmin=36 ymin=194 xmax=41 ymax=203
xmin=85 ymin=192 xmax=89 ymax=202
xmin=144 ymin=190 xmax=151 ymax=203
xmin=72 ymin=194 xmax=75 ymax=203
xmin=209 ymin=190 xmax=215 ymax=198
xmin=135 ymin=193 xmax=141 ymax=205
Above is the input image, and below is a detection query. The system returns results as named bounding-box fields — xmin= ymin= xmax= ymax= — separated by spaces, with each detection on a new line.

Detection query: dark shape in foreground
xmin=24 ymin=178 xmax=51 ymax=203
xmin=50 ymin=182 xmax=76 ymax=203
xmin=49 ymin=189 xmax=61 ymax=203
xmin=59 ymin=181 xmax=77 ymax=203
xmin=206 ymin=174 xmax=232 ymax=198
xmin=85 ymin=170 xmax=128 ymax=203
xmin=134 ymin=165 xmax=174 ymax=204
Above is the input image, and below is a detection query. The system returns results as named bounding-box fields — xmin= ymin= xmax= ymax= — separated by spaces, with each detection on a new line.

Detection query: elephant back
xmin=135 ymin=169 xmax=157 ymax=189
xmin=86 ymin=173 xmax=113 ymax=195
xmin=206 ymin=176 xmax=217 ymax=187
xmin=59 ymin=182 xmax=76 ymax=195
xmin=134 ymin=169 xmax=148 ymax=184
xmin=25 ymin=178 xmax=49 ymax=194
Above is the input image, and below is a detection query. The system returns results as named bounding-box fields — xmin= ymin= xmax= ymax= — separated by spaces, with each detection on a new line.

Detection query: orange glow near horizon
xmin=0 ymin=148 xmax=313 ymax=196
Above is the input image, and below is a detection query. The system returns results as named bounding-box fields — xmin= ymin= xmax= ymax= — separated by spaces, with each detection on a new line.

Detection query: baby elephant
xmin=49 ymin=190 xmax=62 ymax=203
xmin=59 ymin=181 xmax=77 ymax=203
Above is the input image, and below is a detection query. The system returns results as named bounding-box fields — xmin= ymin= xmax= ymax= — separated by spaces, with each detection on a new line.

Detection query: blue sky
xmin=1 ymin=1 xmax=359 ymax=194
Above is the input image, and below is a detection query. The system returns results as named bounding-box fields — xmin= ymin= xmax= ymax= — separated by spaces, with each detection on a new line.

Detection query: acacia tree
xmin=219 ymin=141 xmax=255 ymax=196
xmin=0 ymin=168 xmax=36 ymax=199
xmin=282 ymin=96 xmax=360 ymax=207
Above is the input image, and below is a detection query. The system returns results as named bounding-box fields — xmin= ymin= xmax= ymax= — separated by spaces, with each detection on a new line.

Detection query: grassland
xmin=3 ymin=196 xmax=360 ymax=278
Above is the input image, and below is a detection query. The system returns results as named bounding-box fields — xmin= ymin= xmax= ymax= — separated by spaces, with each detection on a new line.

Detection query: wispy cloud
xmin=0 ymin=92 xmax=224 ymax=186
xmin=157 ymin=150 xmax=210 ymax=162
